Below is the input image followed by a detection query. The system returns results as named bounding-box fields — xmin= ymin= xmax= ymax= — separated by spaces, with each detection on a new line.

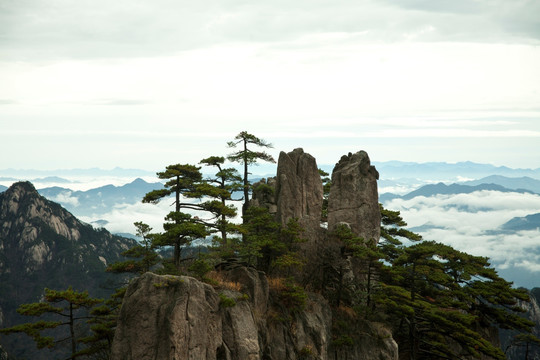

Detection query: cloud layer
xmin=384 ymin=190 xmax=540 ymax=287
xmin=2 ymin=0 xmax=539 ymax=60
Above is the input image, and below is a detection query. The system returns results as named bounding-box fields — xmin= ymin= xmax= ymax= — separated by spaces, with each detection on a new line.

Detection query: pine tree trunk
xmin=242 ymin=139 xmax=249 ymax=222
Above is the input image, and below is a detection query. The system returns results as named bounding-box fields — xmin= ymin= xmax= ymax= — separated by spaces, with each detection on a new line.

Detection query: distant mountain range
xmin=463 ymin=175 xmax=540 ymax=194
xmin=37 ymin=178 xmax=164 ymax=217
xmin=380 ymin=182 xmax=537 ymax=203
xmin=373 ymin=161 xmax=540 ymax=181
xmin=380 ymin=178 xmax=540 ymax=233
xmin=501 ymin=213 xmax=540 ymax=232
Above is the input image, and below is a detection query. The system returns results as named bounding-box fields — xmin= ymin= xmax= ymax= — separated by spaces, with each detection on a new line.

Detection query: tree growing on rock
xmin=142 ymin=164 xmax=208 ymax=271
xmin=227 ymin=131 xmax=276 ymax=221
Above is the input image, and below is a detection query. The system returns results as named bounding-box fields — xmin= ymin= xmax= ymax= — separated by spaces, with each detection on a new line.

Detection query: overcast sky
xmin=1 ymin=0 xmax=540 ymax=171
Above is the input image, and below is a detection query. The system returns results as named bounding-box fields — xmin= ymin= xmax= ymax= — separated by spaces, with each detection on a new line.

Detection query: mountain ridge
xmin=0 ymin=181 xmax=137 ymax=359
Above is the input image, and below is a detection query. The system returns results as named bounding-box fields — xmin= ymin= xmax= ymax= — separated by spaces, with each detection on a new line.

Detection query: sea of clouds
xmin=383 ymin=190 xmax=540 ymax=288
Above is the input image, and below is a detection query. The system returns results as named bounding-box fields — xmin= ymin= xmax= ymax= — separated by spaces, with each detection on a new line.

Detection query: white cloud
xmin=384 ymin=190 xmax=540 ymax=285
xmin=49 ymin=191 xmax=80 ymax=207
xmin=80 ymin=201 xmax=170 ymax=235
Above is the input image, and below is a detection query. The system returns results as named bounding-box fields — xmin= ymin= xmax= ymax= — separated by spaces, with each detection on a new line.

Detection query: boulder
xmin=110 ymin=273 xmax=224 ymax=360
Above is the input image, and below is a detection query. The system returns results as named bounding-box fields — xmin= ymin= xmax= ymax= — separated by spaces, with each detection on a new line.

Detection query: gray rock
xmin=276 ymin=148 xmax=323 ymax=229
xmin=111 ymin=270 xmax=398 ymax=360
xmin=328 ymin=151 xmax=381 ymax=243
xmin=110 ymin=273 xmax=223 ymax=360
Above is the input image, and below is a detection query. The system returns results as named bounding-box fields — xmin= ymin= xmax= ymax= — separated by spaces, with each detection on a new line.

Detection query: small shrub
xmin=298 ymin=345 xmax=314 ymax=359
xmin=276 ymin=279 xmax=307 ymax=312
xmin=332 ymin=334 xmax=354 ymax=347
xmin=153 ymin=276 xmax=183 ymax=288
xmin=188 ymin=259 xmax=212 ymax=280
xmin=219 ymin=293 xmax=236 ymax=308
xmin=238 ymin=293 xmax=250 ymax=301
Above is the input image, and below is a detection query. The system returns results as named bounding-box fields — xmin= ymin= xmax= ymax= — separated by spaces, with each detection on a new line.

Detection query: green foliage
xmin=319 ymin=168 xmax=331 ymax=221
xmin=277 ymin=279 xmax=308 ymax=312
xmin=199 ymin=155 xmax=242 ymax=245
xmin=506 ymin=333 xmax=540 ymax=359
xmin=158 ymin=211 xmax=208 ymax=272
xmin=0 ymin=287 xmax=102 ymax=358
xmin=142 ymin=164 xmax=210 ymax=271
xmin=227 ymin=131 xmax=276 ymax=219
xmin=375 ymin=205 xmax=535 ymax=360
xmin=188 ymin=258 xmax=213 ymax=280
xmin=107 ymin=221 xmax=159 ymax=275
xmin=218 ymin=293 xmax=237 ymax=308
xmin=239 ymin=207 xmax=306 ymax=277
xmin=77 ymin=287 xmax=126 ymax=359
xmin=332 ymin=334 xmax=354 ymax=347
xmin=298 ymin=345 xmax=315 ymax=359
xmin=239 ymin=206 xmax=281 ymax=270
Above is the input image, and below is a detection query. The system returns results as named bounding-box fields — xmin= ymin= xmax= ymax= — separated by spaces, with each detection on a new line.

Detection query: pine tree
xmin=142 ymin=164 xmax=207 ymax=271
xmin=0 ymin=287 xmax=102 ymax=359
xmin=199 ymin=156 xmax=243 ymax=247
xmin=106 ymin=222 xmax=158 ymax=275
xmin=376 ymin=205 xmax=535 ymax=360
xmin=319 ymin=168 xmax=331 ymax=222
xmin=227 ymin=131 xmax=275 ymax=221
xmin=77 ymin=287 xmax=126 ymax=359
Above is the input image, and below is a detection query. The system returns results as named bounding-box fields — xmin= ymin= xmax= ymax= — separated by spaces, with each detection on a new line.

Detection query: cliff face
xmin=0 ymin=181 xmax=137 ymax=359
xmin=111 ymin=149 xmax=398 ymax=360
xmin=111 ymin=270 xmax=397 ymax=360
xmin=501 ymin=288 xmax=540 ymax=360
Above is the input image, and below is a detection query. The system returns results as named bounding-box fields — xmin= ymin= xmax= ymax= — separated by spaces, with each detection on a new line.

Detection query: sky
xmin=1 ymin=0 xmax=540 ymax=171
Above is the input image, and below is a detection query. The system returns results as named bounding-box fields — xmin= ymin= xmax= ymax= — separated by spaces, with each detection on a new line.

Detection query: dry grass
xmin=206 ymin=271 xmax=242 ymax=291
xmin=267 ymin=277 xmax=287 ymax=292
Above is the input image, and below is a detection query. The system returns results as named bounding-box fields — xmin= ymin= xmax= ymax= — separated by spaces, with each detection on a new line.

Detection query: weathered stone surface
xmin=275 ymin=148 xmax=323 ymax=229
xmin=111 ymin=269 xmax=398 ymax=360
xmin=262 ymin=292 xmax=332 ymax=360
xmin=224 ymin=266 xmax=269 ymax=316
xmin=111 ymin=273 xmax=224 ymax=360
xmin=330 ymin=321 xmax=398 ymax=360
xmin=250 ymin=177 xmax=277 ymax=214
xmin=327 ymin=151 xmax=381 ymax=243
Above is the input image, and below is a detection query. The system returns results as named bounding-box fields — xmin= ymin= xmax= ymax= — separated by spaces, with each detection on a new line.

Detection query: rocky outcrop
xmin=327 ymin=151 xmax=380 ymax=243
xmin=110 ymin=149 xmax=399 ymax=359
xmin=275 ymin=148 xmax=323 ymax=229
xmin=111 ymin=271 xmax=397 ymax=360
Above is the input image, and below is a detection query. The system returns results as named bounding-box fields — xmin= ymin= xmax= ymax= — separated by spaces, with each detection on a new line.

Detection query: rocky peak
xmin=0 ymin=181 xmax=137 ymax=359
xmin=0 ymin=181 xmax=81 ymax=243
xmin=328 ymin=151 xmax=380 ymax=243
xmin=275 ymin=148 xmax=323 ymax=229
